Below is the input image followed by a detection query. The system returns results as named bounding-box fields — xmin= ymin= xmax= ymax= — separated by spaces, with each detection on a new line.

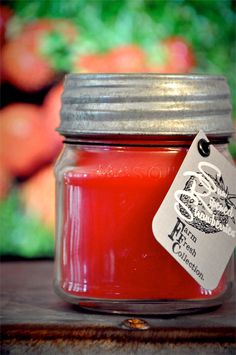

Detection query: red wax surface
xmin=60 ymin=145 xmax=226 ymax=300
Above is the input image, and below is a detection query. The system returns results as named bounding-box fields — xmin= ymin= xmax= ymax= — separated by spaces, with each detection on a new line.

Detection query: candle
xmin=54 ymin=74 xmax=234 ymax=314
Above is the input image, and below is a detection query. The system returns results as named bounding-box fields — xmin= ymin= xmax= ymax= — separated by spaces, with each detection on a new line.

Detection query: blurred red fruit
xmin=148 ymin=36 xmax=195 ymax=73
xmin=0 ymin=5 xmax=12 ymax=46
xmin=22 ymin=18 xmax=78 ymax=44
xmin=43 ymin=83 xmax=63 ymax=158
xmin=2 ymin=18 xmax=79 ymax=91
xmin=75 ymin=53 xmax=111 ymax=73
xmin=107 ymin=45 xmax=147 ymax=72
xmin=0 ymin=104 xmax=47 ymax=176
xmin=75 ymin=45 xmax=147 ymax=73
xmin=0 ymin=57 xmax=5 ymax=84
xmin=163 ymin=36 xmax=195 ymax=73
xmin=2 ymin=35 xmax=54 ymax=91
xmin=20 ymin=165 xmax=55 ymax=229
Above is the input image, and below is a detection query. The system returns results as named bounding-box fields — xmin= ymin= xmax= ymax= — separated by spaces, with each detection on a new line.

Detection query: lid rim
xmin=66 ymin=73 xmax=226 ymax=81
xmin=59 ymin=73 xmax=233 ymax=137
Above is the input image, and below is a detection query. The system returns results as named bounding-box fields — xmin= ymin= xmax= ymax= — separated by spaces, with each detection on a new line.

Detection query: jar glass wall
xmin=54 ymin=140 xmax=234 ymax=314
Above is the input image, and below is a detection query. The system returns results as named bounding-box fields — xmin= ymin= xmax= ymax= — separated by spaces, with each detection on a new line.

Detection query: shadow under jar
xmin=54 ymin=74 xmax=234 ymax=315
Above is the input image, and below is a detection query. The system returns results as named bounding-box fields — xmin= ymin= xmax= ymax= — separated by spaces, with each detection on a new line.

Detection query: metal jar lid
xmin=58 ymin=73 xmax=233 ymax=138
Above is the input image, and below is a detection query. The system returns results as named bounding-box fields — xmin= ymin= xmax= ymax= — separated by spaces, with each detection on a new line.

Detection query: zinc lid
xmin=58 ymin=73 xmax=233 ymax=138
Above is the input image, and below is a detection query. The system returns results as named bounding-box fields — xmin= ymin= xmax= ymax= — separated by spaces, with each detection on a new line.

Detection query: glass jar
xmin=54 ymin=74 xmax=234 ymax=314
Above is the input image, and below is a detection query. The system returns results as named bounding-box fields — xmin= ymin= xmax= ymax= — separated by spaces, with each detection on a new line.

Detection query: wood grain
xmin=1 ymin=261 xmax=236 ymax=354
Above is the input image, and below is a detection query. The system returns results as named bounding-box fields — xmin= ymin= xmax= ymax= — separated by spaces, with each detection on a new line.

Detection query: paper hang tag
xmin=152 ymin=130 xmax=236 ymax=290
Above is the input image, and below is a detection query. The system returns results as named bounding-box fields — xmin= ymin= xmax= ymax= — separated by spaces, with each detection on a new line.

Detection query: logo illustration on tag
xmin=152 ymin=131 xmax=236 ymax=290
xmin=175 ymin=162 xmax=236 ymax=236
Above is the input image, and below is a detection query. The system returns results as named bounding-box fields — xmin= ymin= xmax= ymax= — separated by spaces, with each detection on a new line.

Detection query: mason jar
xmin=54 ymin=74 xmax=234 ymax=314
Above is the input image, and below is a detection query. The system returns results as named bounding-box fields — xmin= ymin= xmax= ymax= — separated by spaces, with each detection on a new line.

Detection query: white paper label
xmin=152 ymin=131 xmax=236 ymax=290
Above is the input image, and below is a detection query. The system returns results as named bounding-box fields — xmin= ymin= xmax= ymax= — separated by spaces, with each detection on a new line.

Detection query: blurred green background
xmin=0 ymin=0 xmax=236 ymax=258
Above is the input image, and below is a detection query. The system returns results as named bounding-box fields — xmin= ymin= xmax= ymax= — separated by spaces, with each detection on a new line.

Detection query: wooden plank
xmin=1 ymin=261 xmax=236 ymax=354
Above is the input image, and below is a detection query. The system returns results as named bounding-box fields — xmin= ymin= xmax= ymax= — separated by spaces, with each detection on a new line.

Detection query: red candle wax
xmin=59 ymin=145 xmax=227 ymax=300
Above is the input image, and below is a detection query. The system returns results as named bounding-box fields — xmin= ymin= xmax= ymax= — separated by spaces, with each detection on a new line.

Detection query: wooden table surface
xmin=1 ymin=260 xmax=236 ymax=354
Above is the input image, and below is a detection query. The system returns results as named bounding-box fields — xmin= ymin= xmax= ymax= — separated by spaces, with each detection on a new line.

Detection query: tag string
xmin=198 ymin=139 xmax=212 ymax=157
